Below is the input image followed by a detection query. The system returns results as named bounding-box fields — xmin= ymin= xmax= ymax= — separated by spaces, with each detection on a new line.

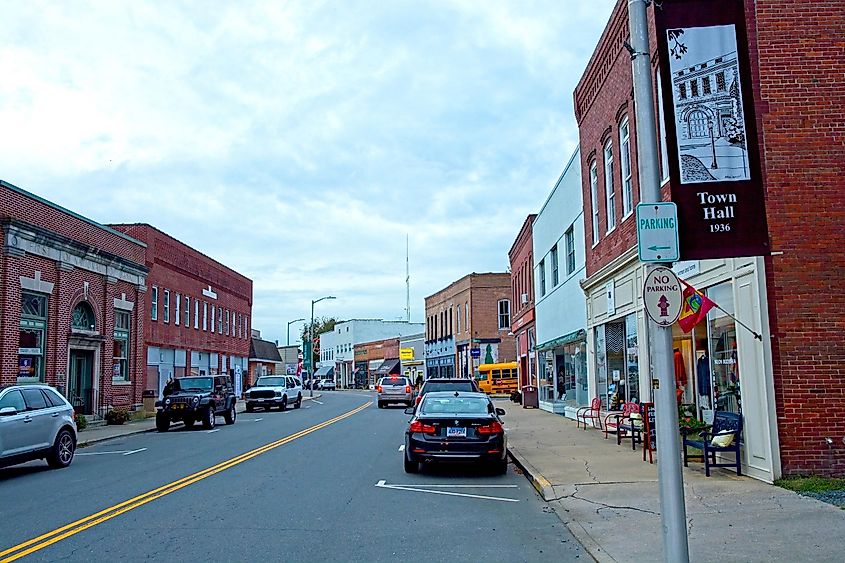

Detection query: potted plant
xmin=678 ymin=404 xmax=709 ymax=435
xmin=104 ymin=407 xmax=130 ymax=425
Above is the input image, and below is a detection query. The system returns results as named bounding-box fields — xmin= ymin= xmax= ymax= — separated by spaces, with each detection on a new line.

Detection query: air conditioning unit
xmin=520 ymin=293 xmax=529 ymax=305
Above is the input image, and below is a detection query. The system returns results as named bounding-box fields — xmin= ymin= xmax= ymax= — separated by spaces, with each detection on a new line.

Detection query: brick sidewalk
xmin=502 ymin=403 xmax=845 ymax=563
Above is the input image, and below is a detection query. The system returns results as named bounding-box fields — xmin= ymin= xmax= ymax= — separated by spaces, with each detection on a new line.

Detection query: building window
xmin=590 ymin=161 xmax=599 ymax=244
xmin=163 ymin=289 xmax=170 ymax=323
xmin=203 ymin=302 xmax=208 ymax=331
xmin=690 ymin=78 xmax=699 ymax=97
xmin=114 ymin=311 xmax=131 ymax=382
xmin=715 ymin=71 xmax=726 ymax=92
xmin=194 ymin=299 xmax=199 ymax=329
xmin=679 ymin=82 xmax=687 ymax=99
xmin=19 ymin=292 xmax=48 ymax=382
xmin=619 ymin=116 xmax=633 ymax=217
xmin=604 ymin=140 xmax=616 ymax=231
xmin=702 ymin=75 xmax=711 ymax=95
xmin=218 ymin=307 xmax=223 ymax=333
xmin=151 ymin=286 xmax=158 ymax=321
xmin=457 ymin=304 xmax=462 ymax=334
xmin=539 ymin=259 xmax=546 ymax=297
xmin=565 ymin=226 xmax=575 ymax=275
xmin=551 ymin=245 xmax=559 ymax=287
xmin=211 ymin=305 xmax=215 ymax=333
xmin=175 ymin=294 xmax=181 ymax=326
xmin=184 ymin=296 xmax=190 ymax=327
xmin=238 ymin=313 xmax=242 ymax=338
xmin=465 ymin=302 xmax=469 ymax=332
xmin=71 ymin=302 xmax=96 ymax=331
xmin=497 ymin=300 xmax=511 ymax=330
xmin=226 ymin=310 xmax=230 ymax=336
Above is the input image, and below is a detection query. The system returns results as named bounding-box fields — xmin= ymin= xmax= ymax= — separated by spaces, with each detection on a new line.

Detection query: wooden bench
xmin=683 ymin=411 xmax=743 ymax=476
xmin=576 ymin=397 xmax=602 ymax=430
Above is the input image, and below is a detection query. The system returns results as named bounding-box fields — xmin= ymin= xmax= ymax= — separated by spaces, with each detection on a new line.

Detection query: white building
xmin=319 ymin=319 xmax=424 ymax=388
xmin=533 ymin=148 xmax=589 ymax=417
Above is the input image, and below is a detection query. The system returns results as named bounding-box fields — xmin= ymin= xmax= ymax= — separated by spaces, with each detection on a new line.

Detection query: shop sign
xmin=643 ymin=267 xmax=683 ymax=326
xmin=655 ymin=0 xmax=769 ymax=259
xmin=470 ymin=348 xmax=481 ymax=358
xmin=399 ymin=348 xmax=414 ymax=361
xmin=18 ymin=357 xmax=34 ymax=378
xmin=18 ymin=348 xmax=40 ymax=355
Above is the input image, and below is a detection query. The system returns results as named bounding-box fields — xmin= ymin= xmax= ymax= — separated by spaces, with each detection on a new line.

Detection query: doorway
xmin=68 ymin=349 xmax=95 ymax=414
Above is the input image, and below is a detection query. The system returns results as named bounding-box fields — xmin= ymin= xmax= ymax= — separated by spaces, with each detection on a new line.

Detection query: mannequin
xmin=674 ymin=348 xmax=687 ymax=404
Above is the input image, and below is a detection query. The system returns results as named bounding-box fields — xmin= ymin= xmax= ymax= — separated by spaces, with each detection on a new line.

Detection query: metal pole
xmin=627 ymin=1 xmax=690 ymax=562
xmin=309 ymin=300 xmax=315 ymax=398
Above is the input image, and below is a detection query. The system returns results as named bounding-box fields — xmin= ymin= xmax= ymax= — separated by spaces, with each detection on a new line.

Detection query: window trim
xmin=174 ymin=293 xmax=180 ymax=326
xmin=163 ymin=289 xmax=170 ymax=323
xmin=619 ymin=116 xmax=633 ymax=219
xmin=590 ymin=161 xmax=600 ymax=246
xmin=604 ymin=139 xmax=616 ymax=233
xmin=497 ymin=299 xmax=511 ymax=331
xmin=565 ymin=226 xmax=575 ymax=275
xmin=151 ymin=286 xmax=158 ymax=321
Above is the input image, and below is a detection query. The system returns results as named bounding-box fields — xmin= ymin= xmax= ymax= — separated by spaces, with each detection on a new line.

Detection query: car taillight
xmin=409 ymin=420 xmax=436 ymax=434
xmin=477 ymin=421 xmax=504 ymax=435
xmin=405 ymin=385 xmax=411 ymax=393
xmin=415 ymin=395 xmax=422 ymax=405
xmin=376 ymin=386 xmax=382 ymax=393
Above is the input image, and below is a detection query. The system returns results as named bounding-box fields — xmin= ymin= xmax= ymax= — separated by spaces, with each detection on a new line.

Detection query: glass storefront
xmin=708 ymin=282 xmax=740 ymax=415
xmin=594 ymin=313 xmax=638 ymax=410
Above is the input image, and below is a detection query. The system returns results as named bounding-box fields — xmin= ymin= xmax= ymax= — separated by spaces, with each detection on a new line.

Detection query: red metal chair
xmin=604 ymin=401 xmax=639 ymax=439
xmin=576 ymin=397 xmax=602 ymax=430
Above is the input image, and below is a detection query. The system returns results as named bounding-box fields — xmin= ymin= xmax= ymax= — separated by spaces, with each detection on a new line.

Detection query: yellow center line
xmin=0 ymin=401 xmax=370 ymax=563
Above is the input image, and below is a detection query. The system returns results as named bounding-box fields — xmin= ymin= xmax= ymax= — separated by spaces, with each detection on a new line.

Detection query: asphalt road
xmin=0 ymin=392 xmax=587 ymax=562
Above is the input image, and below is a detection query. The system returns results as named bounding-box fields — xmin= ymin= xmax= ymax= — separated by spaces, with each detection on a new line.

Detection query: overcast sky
xmin=1 ymin=0 xmax=616 ymax=343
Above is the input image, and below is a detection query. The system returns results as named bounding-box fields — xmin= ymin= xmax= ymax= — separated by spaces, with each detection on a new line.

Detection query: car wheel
xmin=202 ymin=406 xmax=216 ymax=429
xmin=403 ymin=453 xmax=419 ymax=474
xmin=377 ymin=401 xmax=384 ymax=409
xmin=294 ymin=395 xmax=302 ymax=409
xmin=494 ymin=459 xmax=508 ymax=475
xmin=47 ymin=428 xmax=76 ymax=469
xmin=224 ymin=403 xmax=236 ymax=425
xmin=246 ymin=403 xmax=254 ymax=413
xmin=280 ymin=397 xmax=287 ymax=411
xmin=156 ymin=412 xmax=170 ymax=432
xmin=183 ymin=417 xmax=195 ymax=428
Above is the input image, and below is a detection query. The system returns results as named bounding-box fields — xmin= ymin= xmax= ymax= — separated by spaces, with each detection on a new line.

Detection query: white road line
xmin=254 ymin=418 xmax=263 ymax=422
xmin=305 ymin=406 xmax=311 ymax=409
xmin=122 ymin=448 xmax=147 ymax=456
xmin=398 ymin=445 xmax=405 ymax=452
xmin=312 ymin=400 xmax=324 ymax=405
xmin=76 ymin=451 xmax=131 ymax=456
xmin=374 ymin=481 xmax=519 ymax=503
xmin=388 ymin=484 xmax=518 ymax=489
xmin=206 ymin=429 xmax=220 ymax=433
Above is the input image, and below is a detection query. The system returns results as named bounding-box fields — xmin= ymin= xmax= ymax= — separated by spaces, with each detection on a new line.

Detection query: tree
xmin=301 ymin=317 xmax=338 ymax=341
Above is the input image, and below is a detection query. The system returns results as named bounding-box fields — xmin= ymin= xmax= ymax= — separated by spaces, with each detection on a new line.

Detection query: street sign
xmin=470 ymin=348 xmax=481 ymax=358
xmin=637 ymin=202 xmax=680 ymax=263
xmin=643 ymin=266 xmax=683 ymax=326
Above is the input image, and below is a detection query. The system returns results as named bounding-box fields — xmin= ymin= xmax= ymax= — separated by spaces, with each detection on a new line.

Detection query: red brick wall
xmin=508 ymin=215 xmax=536 ymax=327
xmin=466 ymin=274 xmax=516 ymax=362
xmin=110 ymin=224 xmax=252 ymax=376
xmin=751 ymin=1 xmax=845 ymax=475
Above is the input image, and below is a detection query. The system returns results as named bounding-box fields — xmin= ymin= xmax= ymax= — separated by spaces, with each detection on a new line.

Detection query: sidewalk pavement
xmin=503 ymin=403 xmax=845 ymax=563
xmin=77 ymin=394 xmax=322 ymax=448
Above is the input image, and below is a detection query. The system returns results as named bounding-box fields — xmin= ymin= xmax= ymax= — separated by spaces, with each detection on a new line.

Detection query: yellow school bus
xmin=475 ymin=362 xmax=519 ymax=395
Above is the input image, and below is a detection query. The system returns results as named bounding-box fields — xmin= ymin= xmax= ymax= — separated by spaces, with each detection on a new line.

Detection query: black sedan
xmin=403 ymin=391 xmax=507 ymax=474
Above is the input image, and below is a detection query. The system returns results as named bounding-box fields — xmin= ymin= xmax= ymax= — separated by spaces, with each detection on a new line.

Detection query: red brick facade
xmin=576 ymin=0 xmax=845 ymax=475
xmin=1 ymin=181 xmax=147 ymax=413
xmin=354 ymin=337 xmax=399 ymax=386
xmin=509 ymin=215 xmax=537 ymax=387
xmin=109 ymin=224 xmax=252 ymax=393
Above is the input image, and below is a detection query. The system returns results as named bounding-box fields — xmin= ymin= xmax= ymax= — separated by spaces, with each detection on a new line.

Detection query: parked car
xmin=245 ymin=376 xmax=302 ymax=412
xmin=155 ymin=375 xmax=237 ymax=432
xmin=0 ymin=384 xmax=77 ymax=470
xmin=319 ymin=379 xmax=336 ymax=391
xmin=403 ymin=391 xmax=507 ymax=474
xmin=414 ymin=377 xmax=481 ymax=410
xmin=377 ymin=376 xmax=414 ymax=408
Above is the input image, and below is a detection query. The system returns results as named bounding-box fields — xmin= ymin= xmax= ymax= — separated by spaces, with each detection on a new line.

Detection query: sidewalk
xmin=77 ymin=394 xmax=322 ymax=448
xmin=504 ymin=404 xmax=845 ymax=563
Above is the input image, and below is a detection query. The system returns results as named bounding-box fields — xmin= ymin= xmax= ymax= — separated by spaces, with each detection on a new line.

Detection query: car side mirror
xmin=496 ymin=408 xmax=506 ymax=416
xmin=0 ymin=406 xmax=18 ymax=417
xmin=404 ymin=407 xmax=415 ymax=415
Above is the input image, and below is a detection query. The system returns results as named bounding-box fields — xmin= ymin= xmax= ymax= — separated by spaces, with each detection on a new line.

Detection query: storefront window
xmin=539 ymin=351 xmax=555 ymax=403
xmin=625 ymin=314 xmax=639 ymax=403
xmin=19 ymin=292 xmax=48 ymax=382
xmin=707 ymin=282 xmax=740 ymax=414
xmin=594 ymin=325 xmax=608 ymax=408
xmin=561 ymin=340 xmax=588 ymax=406
xmin=71 ymin=302 xmax=96 ymax=331
xmin=605 ymin=321 xmax=626 ymax=409
xmin=113 ymin=311 xmax=131 ymax=382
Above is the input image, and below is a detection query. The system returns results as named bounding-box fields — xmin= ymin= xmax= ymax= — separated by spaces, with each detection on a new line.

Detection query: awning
xmin=535 ymin=329 xmax=586 ymax=352
xmin=314 ymin=365 xmax=334 ymax=377
xmin=374 ymin=359 xmax=400 ymax=376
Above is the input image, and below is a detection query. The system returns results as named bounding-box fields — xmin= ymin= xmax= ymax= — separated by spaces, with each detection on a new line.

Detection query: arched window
xmin=71 ymin=302 xmax=96 ymax=331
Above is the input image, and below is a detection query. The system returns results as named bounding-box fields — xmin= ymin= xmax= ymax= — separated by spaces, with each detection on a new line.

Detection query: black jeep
xmin=155 ymin=375 xmax=237 ymax=432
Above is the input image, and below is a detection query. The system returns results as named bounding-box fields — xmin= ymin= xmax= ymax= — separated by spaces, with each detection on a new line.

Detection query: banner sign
xmin=399 ymin=347 xmax=415 ymax=361
xmin=655 ymin=0 xmax=769 ymax=259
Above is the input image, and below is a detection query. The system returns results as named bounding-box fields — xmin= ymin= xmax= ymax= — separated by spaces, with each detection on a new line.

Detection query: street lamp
xmin=287 ymin=318 xmax=305 ymax=346
xmin=310 ymin=296 xmax=336 ymax=397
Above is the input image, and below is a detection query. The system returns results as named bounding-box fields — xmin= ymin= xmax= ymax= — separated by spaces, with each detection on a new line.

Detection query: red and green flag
xmin=677 ymin=280 xmax=717 ymax=333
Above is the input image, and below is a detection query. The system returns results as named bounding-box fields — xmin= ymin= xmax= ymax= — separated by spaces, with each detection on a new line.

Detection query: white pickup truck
xmin=244 ymin=375 xmax=303 ymax=411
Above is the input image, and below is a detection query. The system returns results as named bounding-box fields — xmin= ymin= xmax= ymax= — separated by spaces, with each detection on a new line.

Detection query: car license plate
xmin=447 ymin=427 xmax=466 ymax=438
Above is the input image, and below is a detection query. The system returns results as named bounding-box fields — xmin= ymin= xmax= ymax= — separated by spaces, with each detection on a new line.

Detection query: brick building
xmin=508 ymin=215 xmax=537 ymax=390
xmin=1 ymin=181 xmax=147 ymax=416
xmin=109 ymin=224 xmax=252 ymax=399
xmin=353 ymin=336 xmax=399 ymax=387
xmin=425 ymin=273 xmax=515 ymax=379
xmin=574 ymin=0 xmax=845 ymax=480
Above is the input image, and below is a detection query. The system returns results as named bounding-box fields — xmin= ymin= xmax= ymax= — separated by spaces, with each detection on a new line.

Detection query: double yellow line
xmin=0 ymin=401 xmax=370 ymax=563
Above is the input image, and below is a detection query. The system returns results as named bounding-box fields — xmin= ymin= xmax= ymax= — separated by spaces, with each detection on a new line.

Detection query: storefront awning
xmin=535 ymin=329 xmax=586 ymax=352
xmin=314 ymin=365 xmax=334 ymax=377
xmin=374 ymin=359 xmax=400 ymax=376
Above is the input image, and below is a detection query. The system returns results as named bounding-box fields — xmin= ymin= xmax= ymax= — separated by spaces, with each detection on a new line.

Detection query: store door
xmin=68 ymin=349 xmax=95 ymax=414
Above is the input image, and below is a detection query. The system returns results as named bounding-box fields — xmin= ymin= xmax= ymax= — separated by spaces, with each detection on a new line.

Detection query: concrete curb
xmin=78 ymin=394 xmax=323 ymax=448
xmin=508 ymin=445 xmax=615 ymax=563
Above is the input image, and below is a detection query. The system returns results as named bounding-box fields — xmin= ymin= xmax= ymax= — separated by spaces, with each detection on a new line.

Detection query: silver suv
xmin=0 ymin=384 xmax=77 ymax=469
xmin=377 ymin=376 xmax=414 ymax=408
